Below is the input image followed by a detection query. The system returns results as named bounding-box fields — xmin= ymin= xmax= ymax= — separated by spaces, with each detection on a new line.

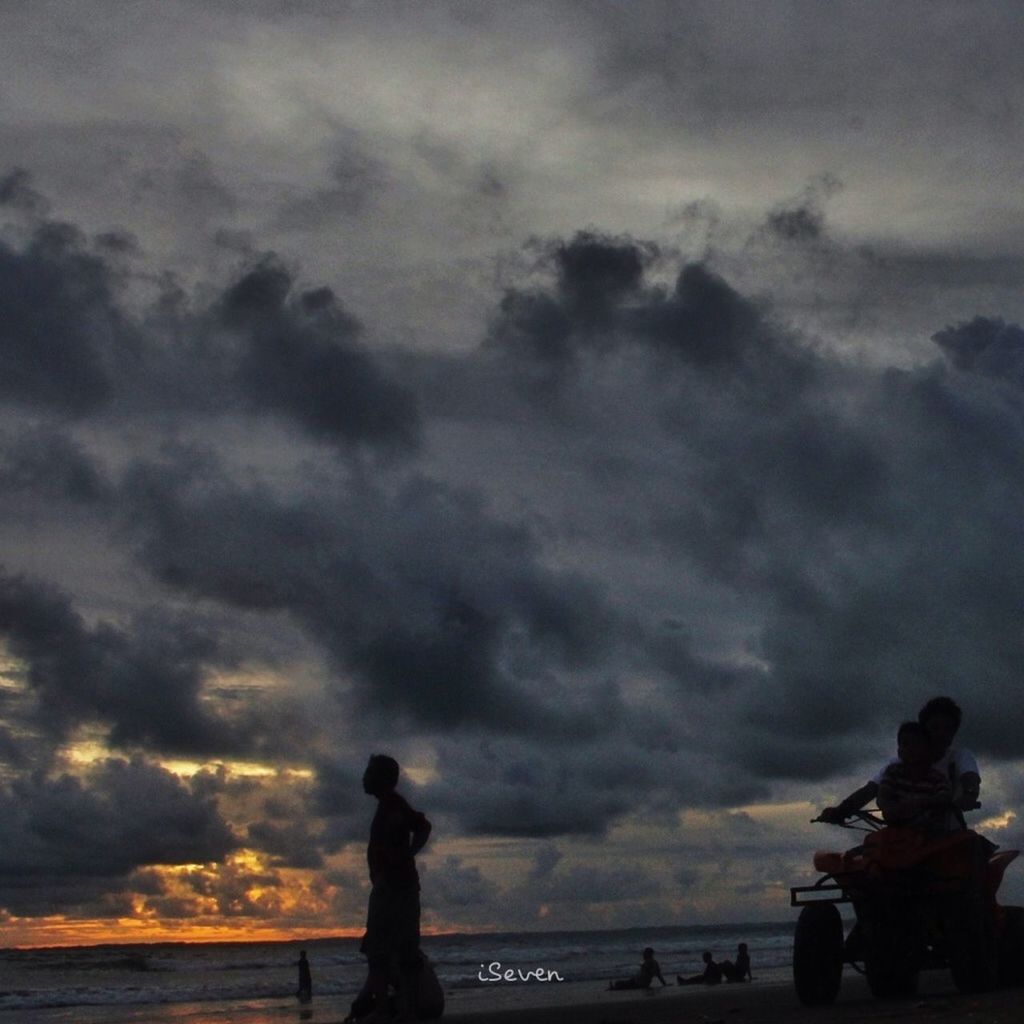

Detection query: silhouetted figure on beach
xmin=608 ymin=946 xmax=667 ymax=990
xmin=720 ymin=942 xmax=752 ymax=983
xmin=360 ymin=753 xmax=432 ymax=1023
xmin=345 ymin=950 xmax=445 ymax=1022
xmin=677 ymin=950 xmax=722 ymax=985
xmin=819 ymin=696 xmax=980 ymax=825
xmin=296 ymin=949 xmax=312 ymax=1002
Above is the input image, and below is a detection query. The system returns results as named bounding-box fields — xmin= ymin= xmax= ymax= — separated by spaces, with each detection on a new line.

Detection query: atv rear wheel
xmin=948 ymin=893 xmax=996 ymax=993
xmin=997 ymin=906 xmax=1024 ymax=987
xmin=793 ymin=903 xmax=843 ymax=1006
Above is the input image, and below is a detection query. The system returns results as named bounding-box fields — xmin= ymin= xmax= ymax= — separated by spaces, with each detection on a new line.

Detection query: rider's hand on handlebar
xmin=818 ymin=806 xmax=848 ymax=825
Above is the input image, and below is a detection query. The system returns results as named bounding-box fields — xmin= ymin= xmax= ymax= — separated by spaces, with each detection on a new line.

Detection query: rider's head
xmin=918 ymin=696 xmax=962 ymax=758
xmin=897 ymin=720 xmax=930 ymax=767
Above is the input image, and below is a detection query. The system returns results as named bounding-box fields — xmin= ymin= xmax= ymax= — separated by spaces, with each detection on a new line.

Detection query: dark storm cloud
xmin=0 ymin=757 xmax=237 ymax=914
xmin=762 ymin=175 xmax=842 ymax=244
xmin=422 ymin=737 xmax=670 ymax=838
xmin=246 ymin=821 xmax=325 ymax=869
xmin=0 ymin=426 xmax=112 ymax=505
xmin=933 ymin=316 xmax=1024 ymax=385
xmin=0 ymin=167 xmax=49 ymax=215
xmin=119 ymin=450 xmax=623 ymax=738
xmin=0 ymin=570 xmax=248 ymax=756
xmin=0 ymin=177 xmax=420 ymax=457
xmin=489 ymin=232 xmax=794 ymax=390
xmin=217 ymin=256 xmax=420 ymax=452
xmin=0 ymin=217 xmax=131 ymax=416
xmin=435 ymin=227 xmax=1024 ymax=787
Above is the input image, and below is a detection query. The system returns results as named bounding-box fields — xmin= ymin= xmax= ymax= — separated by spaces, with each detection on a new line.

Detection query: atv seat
xmin=987 ymin=849 xmax=1020 ymax=900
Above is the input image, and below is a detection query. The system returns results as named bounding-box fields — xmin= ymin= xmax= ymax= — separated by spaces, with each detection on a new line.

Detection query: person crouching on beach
xmin=678 ymin=951 xmax=722 ymax=985
xmin=608 ymin=947 xmax=668 ymax=990
xmin=360 ymin=754 xmax=432 ymax=1023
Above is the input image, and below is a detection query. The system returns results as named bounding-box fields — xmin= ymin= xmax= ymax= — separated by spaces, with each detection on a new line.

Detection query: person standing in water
xmin=296 ymin=949 xmax=312 ymax=1002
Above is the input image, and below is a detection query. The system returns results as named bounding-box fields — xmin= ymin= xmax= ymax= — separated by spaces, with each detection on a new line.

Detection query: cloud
xmin=0 ymin=757 xmax=237 ymax=915
xmin=0 ymin=426 xmax=112 ymax=505
xmin=933 ymin=316 xmax=1024 ymax=385
xmin=246 ymin=820 xmax=325 ymax=869
xmin=217 ymin=256 xmax=421 ymax=453
xmin=0 ymin=569 xmax=249 ymax=756
xmin=0 ymin=177 xmax=421 ymax=462
xmin=119 ymin=448 xmax=624 ymax=739
xmin=488 ymin=232 xmax=793 ymax=389
xmin=0 ymin=218 xmax=132 ymax=416
xmin=418 ymin=227 xmax=1024 ymax=789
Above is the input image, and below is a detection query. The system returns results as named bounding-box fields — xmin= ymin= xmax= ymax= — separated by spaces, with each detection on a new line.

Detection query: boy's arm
xmin=955 ymin=771 xmax=981 ymax=811
xmin=872 ymin=778 xmax=897 ymax=819
xmin=820 ymin=780 xmax=878 ymax=823
xmin=410 ymin=813 xmax=432 ymax=856
xmin=877 ymin=775 xmax=911 ymax=821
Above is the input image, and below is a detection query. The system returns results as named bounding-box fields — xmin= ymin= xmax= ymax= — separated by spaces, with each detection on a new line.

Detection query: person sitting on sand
xmin=720 ymin=942 xmax=752 ymax=983
xmin=608 ymin=947 xmax=668 ymax=990
xmin=677 ymin=950 xmax=722 ymax=985
xmin=877 ymin=721 xmax=953 ymax=831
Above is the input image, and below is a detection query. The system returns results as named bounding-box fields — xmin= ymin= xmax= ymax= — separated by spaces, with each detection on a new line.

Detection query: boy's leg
xmin=393 ymin=890 xmax=422 ymax=1021
xmin=363 ymin=886 xmax=392 ymax=1015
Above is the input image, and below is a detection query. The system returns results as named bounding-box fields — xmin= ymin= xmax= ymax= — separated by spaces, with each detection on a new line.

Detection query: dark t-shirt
xmin=367 ymin=790 xmax=429 ymax=889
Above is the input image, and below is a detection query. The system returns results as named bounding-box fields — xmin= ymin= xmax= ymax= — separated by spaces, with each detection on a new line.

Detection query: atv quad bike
xmin=790 ymin=810 xmax=1024 ymax=1005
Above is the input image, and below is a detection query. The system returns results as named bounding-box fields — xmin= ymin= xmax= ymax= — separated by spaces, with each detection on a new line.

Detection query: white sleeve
xmin=955 ymin=748 xmax=979 ymax=779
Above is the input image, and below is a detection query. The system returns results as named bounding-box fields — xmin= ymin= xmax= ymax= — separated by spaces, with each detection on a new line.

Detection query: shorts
xmin=360 ymin=881 xmax=421 ymax=962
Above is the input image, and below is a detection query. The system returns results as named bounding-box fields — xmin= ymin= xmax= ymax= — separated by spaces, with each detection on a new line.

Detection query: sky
xmin=1 ymin=0 xmax=1024 ymax=947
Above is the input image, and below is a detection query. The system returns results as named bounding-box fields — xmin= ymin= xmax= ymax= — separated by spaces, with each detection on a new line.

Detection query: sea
xmin=0 ymin=921 xmax=798 ymax=1024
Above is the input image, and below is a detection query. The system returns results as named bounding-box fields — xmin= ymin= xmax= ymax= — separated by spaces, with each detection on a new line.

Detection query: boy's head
xmin=897 ymin=720 xmax=930 ymax=767
xmin=363 ymin=754 xmax=400 ymax=795
xmin=702 ymin=951 xmax=713 ymax=964
xmin=918 ymin=696 xmax=962 ymax=757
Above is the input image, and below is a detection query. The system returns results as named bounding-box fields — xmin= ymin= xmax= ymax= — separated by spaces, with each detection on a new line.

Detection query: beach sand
xmin=21 ymin=971 xmax=1020 ymax=1024
xmin=436 ymin=972 xmax=1023 ymax=1024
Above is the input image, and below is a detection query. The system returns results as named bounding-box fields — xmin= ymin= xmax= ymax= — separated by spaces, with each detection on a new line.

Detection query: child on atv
xmin=877 ymin=721 xmax=953 ymax=832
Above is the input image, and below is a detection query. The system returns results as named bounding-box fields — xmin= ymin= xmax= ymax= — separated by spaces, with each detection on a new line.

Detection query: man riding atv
xmin=820 ymin=697 xmax=980 ymax=829
xmin=792 ymin=696 xmax=1018 ymax=1005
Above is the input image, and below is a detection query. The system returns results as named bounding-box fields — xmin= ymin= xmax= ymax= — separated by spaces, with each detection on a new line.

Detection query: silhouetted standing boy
xmin=361 ymin=753 xmax=431 ymax=1022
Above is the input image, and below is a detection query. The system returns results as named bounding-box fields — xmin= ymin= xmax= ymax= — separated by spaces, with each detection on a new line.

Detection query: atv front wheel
xmin=793 ymin=902 xmax=843 ymax=1006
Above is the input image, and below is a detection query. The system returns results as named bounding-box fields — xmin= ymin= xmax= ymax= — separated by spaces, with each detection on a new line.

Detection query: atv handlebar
xmin=812 ymin=801 xmax=982 ymax=828
xmin=812 ymin=809 xmax=885 ymax=829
